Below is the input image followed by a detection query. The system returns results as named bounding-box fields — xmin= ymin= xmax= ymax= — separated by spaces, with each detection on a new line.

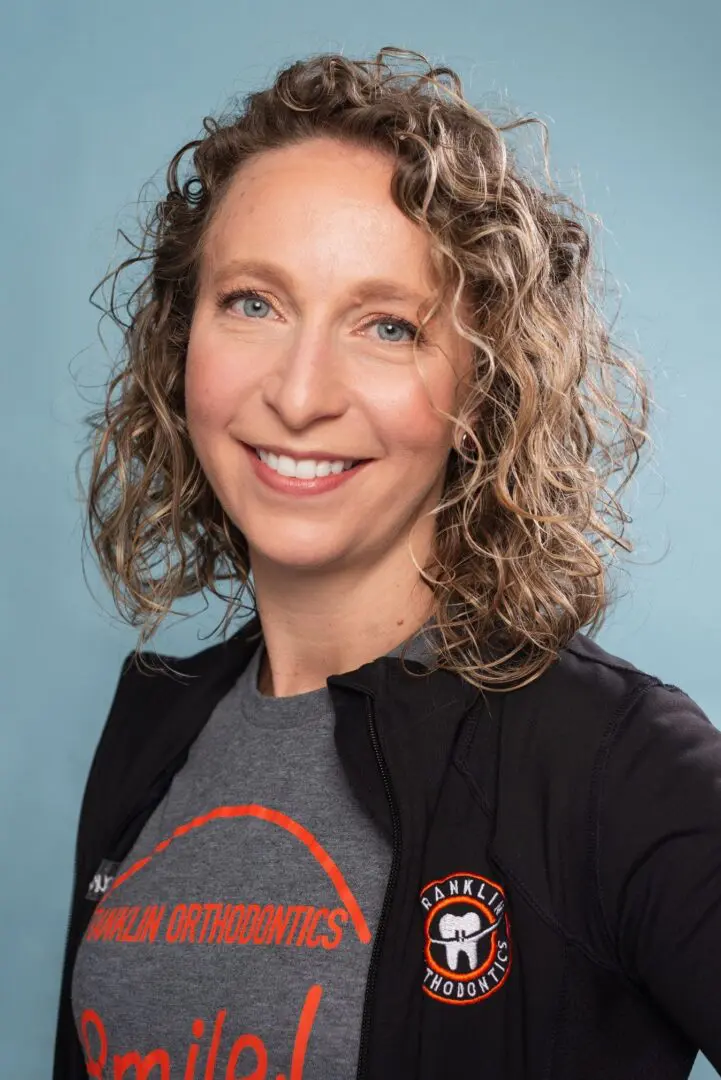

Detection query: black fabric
xmin=53 ymin=622 xmax=721 ymax=1079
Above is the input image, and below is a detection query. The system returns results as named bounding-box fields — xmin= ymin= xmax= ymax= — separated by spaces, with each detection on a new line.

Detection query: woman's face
xmin=185 ymin=136 xmax=473 ymax=577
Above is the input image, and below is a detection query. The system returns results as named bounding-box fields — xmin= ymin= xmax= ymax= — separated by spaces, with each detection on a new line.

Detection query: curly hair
xmin=78 ymin=45 xmax=651 ymax=692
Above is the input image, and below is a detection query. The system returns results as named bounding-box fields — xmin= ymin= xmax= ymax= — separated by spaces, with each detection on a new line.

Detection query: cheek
xmin=382 ymin=363 xmax=458 ymax=456
xmin=185 ymin=330 xmax=244 ymax=434
xmin=373 ymin=382 xmax=452 ymax=459
xmin=185 ymin=357 xmax=220 ymax=431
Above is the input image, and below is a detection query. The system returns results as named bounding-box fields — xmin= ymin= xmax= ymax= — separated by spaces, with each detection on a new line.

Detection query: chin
xmin=246 ymin=532 xmax=354 ymax=573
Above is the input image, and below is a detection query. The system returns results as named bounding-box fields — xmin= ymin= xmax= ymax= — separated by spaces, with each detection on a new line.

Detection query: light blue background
xmin=1 ymin=0 xmax=719 ymax=1075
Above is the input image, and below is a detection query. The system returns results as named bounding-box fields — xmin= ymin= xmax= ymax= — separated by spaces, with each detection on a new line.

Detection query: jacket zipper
xmin=355 ymin=695 xmax=402 ymax=1080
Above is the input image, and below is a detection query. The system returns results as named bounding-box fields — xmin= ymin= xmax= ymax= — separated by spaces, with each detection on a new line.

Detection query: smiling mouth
xmin=246 ymin=443 xmax=367 ymax=476
xmin=242 ymin=441 xmax=371 ymax=488
xmin=249 ymin=442 xmax=365 ymax=465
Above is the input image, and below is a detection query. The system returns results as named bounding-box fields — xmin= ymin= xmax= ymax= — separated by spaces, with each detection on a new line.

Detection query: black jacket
xmin=54 ymin=617 xmax=721 ymax=1079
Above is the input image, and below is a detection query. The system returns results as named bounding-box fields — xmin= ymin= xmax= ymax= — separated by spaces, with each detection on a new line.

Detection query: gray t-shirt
xmin=72 ymin=621 xmax=438 ymax=1079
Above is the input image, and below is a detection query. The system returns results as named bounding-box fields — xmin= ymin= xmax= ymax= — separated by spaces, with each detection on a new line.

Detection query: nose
xmin=261 ymin=325 xmax=349 ymax=431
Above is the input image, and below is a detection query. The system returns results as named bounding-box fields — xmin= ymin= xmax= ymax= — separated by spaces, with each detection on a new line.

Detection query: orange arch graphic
xmin=104 ymin=804 xmax=371 ymax=944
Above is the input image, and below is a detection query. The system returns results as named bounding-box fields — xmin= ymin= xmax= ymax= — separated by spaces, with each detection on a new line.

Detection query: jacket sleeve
xmin=596 ymin=680 xmax=721 ymax=1071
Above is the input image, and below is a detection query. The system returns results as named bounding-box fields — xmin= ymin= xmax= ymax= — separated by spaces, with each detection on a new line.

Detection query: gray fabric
xmin=72 ymin=619 xmax=439 ymax=1079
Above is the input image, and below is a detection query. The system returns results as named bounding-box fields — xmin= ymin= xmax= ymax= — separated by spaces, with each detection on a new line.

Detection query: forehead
xmin=200 ymin=137 xmax=440 ymax=296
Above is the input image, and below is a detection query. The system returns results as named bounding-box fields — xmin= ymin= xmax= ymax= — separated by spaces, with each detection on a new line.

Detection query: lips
xmin=242 ymin=440 xmax=371 ymax=497
xmin=255 ymin=446 xmax=358 ymax=476
xmin=248 ymin=443 xmax=365 ymax=465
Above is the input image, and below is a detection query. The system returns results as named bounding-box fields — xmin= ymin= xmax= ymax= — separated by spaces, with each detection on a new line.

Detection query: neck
xmin=250 ymin=543 xmax=437 ymax=699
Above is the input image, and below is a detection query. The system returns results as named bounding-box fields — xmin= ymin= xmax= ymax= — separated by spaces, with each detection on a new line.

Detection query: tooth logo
xmin=438 ymin=911 xmax=482 ymax=971
xmin=420 ymin=872 xmax=512 ymax=1005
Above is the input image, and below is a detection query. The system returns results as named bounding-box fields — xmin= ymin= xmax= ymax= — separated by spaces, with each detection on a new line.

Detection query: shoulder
xmin=485 ymin=632 xmax=718 ymax=958
xmin=89 ymin=616 xmax=262 ymax=780
xmin=492 ymin=631 xmax=655 ymax=772
xmin=553 ymin=629 xmax=661 ymax=707
xmin=562 ymin=632 xmax=715 ymax=762
xmin=508 ymin=629 xmax=711 ymax=750
xmin=554 ymin=633 xmax=718 ymax=804
xmin=71 ymin=618 xmax=261 ymax=860
xmin=489 ymin=630 xmax=717 ymax=852
xmin=115 ymin=614 xmax=261 ymax=701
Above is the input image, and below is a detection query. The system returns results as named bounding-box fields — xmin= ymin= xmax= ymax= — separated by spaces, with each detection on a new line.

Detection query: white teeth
xmin=296 ymin=458 xmax=331 ymax=478
xmin=276 ymin=454 xmax=295 ymax=476
xmin=257 ymin=449 xmax=356 ymax=478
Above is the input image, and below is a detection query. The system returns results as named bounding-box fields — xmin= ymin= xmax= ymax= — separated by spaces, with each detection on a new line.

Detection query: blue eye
xmin=369 ymin=315 xmax=418 ymax=343
xmin=375 ymin=319 xmax=407 ymax=341
xmin=235 ymin=291 xmax=271 ymax=318
xmin=216 ymin=288 xmax=274 ymax=319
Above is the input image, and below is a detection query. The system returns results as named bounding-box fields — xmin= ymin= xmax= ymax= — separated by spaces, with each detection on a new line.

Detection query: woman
xmin=54 ymin=46 xmax=721 ymax=1079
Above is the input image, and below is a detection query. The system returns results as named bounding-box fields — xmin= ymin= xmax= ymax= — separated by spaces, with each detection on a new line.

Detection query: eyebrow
xmin=210 ymin=258 xmax=431 ymax=310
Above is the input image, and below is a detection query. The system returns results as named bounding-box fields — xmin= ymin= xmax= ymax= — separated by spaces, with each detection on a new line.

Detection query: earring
xmin=460 ymin=432 xmax=474 ymax=454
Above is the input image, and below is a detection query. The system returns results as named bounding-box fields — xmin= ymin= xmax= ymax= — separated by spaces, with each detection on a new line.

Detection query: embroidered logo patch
xmin=420 ymin=871 xmax=512 ymax=1005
